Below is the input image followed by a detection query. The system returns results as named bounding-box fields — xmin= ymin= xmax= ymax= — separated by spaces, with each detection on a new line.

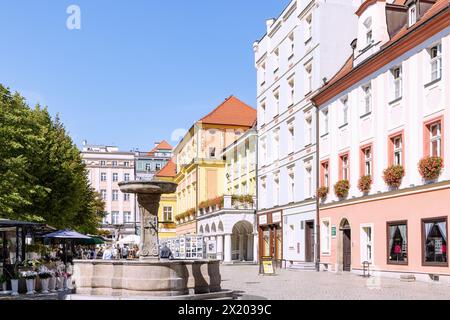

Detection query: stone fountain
xmin=71 ymin=180 xmax=227 ymax=299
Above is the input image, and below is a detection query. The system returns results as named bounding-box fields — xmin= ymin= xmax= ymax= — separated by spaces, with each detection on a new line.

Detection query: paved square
xmin=220 ymin=265 xmax=450 ymax=300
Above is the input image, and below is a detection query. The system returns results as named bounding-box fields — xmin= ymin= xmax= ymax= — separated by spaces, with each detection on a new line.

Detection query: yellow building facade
xmin=173 ymin=96 xmax=257 ymax=236
xmin=154 ymin=159 xmax=177 ymax=239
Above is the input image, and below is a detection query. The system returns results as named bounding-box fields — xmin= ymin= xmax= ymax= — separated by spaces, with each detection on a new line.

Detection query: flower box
xmin=358 ymin=175 xmax=372 ymax=194
xmin=418 ymin=156 xmax=443 ymax=181
xmin=383 ymin=165 xmax=405 ymax=188
xmin=334 ymin=180 xmax=350 ymax=199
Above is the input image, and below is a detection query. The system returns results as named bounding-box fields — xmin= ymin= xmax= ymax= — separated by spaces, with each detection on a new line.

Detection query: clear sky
xmin=0 ymin=0 xmax=290 ymax=152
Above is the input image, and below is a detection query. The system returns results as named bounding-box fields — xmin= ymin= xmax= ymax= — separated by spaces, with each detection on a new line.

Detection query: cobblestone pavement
xmin=220 ymin=265 xmax=450 ymax=300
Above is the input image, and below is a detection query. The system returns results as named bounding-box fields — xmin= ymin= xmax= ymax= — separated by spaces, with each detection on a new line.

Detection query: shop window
xmin=423 ymin=217 xmax=448 ymax=265
xmin=263 ymin=229 xmax=270 ymax=257
xmin=387 ymin=221 xmax=408 ymax=264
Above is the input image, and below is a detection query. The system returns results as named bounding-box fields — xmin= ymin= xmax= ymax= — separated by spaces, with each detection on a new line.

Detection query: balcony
xmin=197 ymin=195 xmax=257 ymax=217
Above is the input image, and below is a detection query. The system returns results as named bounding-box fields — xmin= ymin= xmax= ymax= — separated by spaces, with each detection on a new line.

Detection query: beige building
xmin=81 ymin=142 xmax=137 ymax=240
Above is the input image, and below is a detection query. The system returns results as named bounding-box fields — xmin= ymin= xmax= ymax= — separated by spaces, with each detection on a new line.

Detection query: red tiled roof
xmin=155 ymin=159 xmax=176 ymax=178
xmin=147 ymin=140 xmax=173 ymax=156
xmin=198 ymin=96 xmax=256 ymax=127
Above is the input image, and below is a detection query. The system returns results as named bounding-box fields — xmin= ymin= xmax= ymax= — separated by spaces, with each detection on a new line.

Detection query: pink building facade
xmin=312 ymin=0 xmax=450 ymax=282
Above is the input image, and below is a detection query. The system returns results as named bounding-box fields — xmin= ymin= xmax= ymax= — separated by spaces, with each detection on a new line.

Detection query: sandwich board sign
xmin=260 ymin=256 xmax=275 ymax=275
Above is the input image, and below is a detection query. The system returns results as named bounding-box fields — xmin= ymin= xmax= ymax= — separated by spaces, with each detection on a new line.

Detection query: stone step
xmin=287 ymin=262 xmax=316 ymax=271
xmin=400 ymin=274 xmax=416 ymax=282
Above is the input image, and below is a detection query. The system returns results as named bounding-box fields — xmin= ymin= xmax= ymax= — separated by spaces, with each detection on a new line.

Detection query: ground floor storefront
xmin=197 ymin=210 xmax=257 ymax=263
xmin=258 ymin=210 xmax=283 ymax=265
xmin=319 ymin=183 xmax=450 ymax=283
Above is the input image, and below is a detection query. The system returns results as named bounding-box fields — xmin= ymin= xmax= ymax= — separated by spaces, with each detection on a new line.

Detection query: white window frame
xmin=113 ymin=173 xmax=118 ymax=182
xmin=273 ymin=48 xmax=280 ymax=75
xmin=364 ymin=147 xmax=372 ymax=176
xmin=304 ymin=165 xmax=313 ymax=198
xmin=408 ymin=4 xmax=417 ymax=27
xmin=287 ymin=120 xmax=295 ymax=154
xmin=261 ymin=177 xmax=267 ymax=209
xmin=288 ymin=76 xmax=295 ymax=107
xmin=360 ymin=223 xmax=374 ymax=264
xmin=391 ymin=66 xmax=402 ymax=100
xmin=305 ymin=116 xmax=312 ymax=146
xmin=393 ymin=136 xmax=402 ymax=166
xmin=260 ymin=100 xmax=266 ymax=125
xmin=429 ymin=43 xmax=442 ymax=82
xmin=273 ymin=89 xmax=280 ymax=116
xmin=124 ymin=173 xmax=130 ymax=182
xmin=163 ymin=206 xmax=173 ymax=222
xmin=342 ymin=155 xmax=349 ymax=181
xmin=288 ymin=169 xmax=295 ymax=203
xmin=273 ymin=128 xmax=280 ymax=161
xmin=100 ymin=160 xmax=106 ymax=167
xmin=112 ymin=161 xmax=118 ymax=167
xmin=305 ymin=64 xmax=313 ymax=94
xmin=101 ymin=189 xmax=107 ymax=201
xmin=101 ymin=172 xmax=107 ymax=182
xmin=341 ymin=97 xmax=349 ymax=126
xmin=305 ymin=14 xmax=312 ymax=42
xmin=123 ymin=211 xmax=132 ymax=223
xmin=430 ymin=122 xmax=442 ymax=157
xmin=112 ymin=190 xmax=119 ymax=201
xmin=123 ymin=193 xmax=130 ymax=201
xmin=322 ymin=108 xmax=329 ymax=135
xmin=273 ymin=174 xmax=280 ymax=206
xmin=362 ymin=84 xmax=372 ymax=115
xmin=321 ymin=218 xmax=331 ymax=255
xmin=111 ymin=211 xmax=120 ymax=225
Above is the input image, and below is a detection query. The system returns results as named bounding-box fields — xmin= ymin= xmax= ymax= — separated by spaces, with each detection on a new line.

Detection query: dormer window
xmin=363 ymin=17 xmax=373 ymax=46
xmin=408 ymin=4 xmax=417 ymax=27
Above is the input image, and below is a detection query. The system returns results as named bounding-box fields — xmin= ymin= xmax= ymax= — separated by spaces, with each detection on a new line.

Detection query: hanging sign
xmin=258 ymin=215 xmax=267 ymax=225
xmin=272 ymin=212 xmax=282 ymax=223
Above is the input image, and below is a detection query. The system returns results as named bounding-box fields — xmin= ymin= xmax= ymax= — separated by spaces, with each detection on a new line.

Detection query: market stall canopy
xmin=43 ymin=229 xmax=92 ymax=240
xmin=117 ymin=234 xmax=140 ymax=245
xmin=77 ymin=235 xmax=106 ymax=245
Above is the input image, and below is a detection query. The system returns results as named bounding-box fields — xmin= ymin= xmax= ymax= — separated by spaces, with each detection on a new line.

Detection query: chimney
xmin=266 ymin=18 xmax=275 ymax=32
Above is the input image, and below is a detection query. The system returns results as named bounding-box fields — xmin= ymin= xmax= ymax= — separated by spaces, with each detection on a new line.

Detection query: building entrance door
xmin=343 ymin=229 xmax=352 ymax=271
xmin=305 ymin=221 xmax=314 ymax=262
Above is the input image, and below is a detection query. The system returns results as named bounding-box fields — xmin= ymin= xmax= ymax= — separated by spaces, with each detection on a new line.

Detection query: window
xmin=363 ymin=84 xmax=372 ymax=115
xmin=364 ymin=17 xmax=373 ymax=46
xmin=260 ymin=62 xmax=266 ymax=86
xmin=305 ymin=116 xmax=312 ymax=146
xmin=341 ymin=97 xmax=349 ymax=125
xmin=155 ymin=163 xmax=161 ymax=171
xmin=322 ymin=108 xmax=329 ymax=135
xmin=273 ymin=90 xmax=280 ymax=116
xmin=113 ymin=173 xmax=118 ymax=182
xmin=305 ymin=166 xmax=312 ymax=198
xmin=209 ymin=147 xmax=216 ymax=159
xmin=273 ymin=174 xmax=280 ymax=206
xmin=111 ymin=212 xmax=120 ymax=225
xmin=112 ymin=161 xmax=118 ymax=167
xmin=288 ymin=32 xmax=295 ymax=57
xmin=387 ymin=221 xmax=408 ymax=264
xmin=101 ymin=172 xmax=107 ymax=181
xmin=321 ymin=161 xmax=329 ymax=188
xmin=101 ymin=189 xmax=107 ymax=201
xmin=422 ymin=217 xmax=447 ymax=265
xmin=112 ymin=190 xmax=119 ymax=201
xmin=288 ymin=225 xmax=295 ymax=249
xmin=123 ymin=211 xmax=132 ymax=223
xmin=408 ymin=4 xmax=417 ymax=27
xmin=163 ymin=206 xmax=173 ymax=222
xmin=260 ymin=137 xmax=267 ymax=165
xmin=429 ymin=122 xmax=442 ymax=157
xmin=123 ymin=161 xmax=130 ymax=167
xmin=273 ymin=128 xmax=280 ymax=161
xmin=340 ymin=154 xmax=349 ymax=181
xmin=124 ymin=193 xmax=130 ymax=201
xmin=145 ymin=163 xmax=152 ymax=172
xmin=261 ymin=177 xmax=267 ymax=209
xmin=260 ymin=101 xmax=266 ymax=125
xmin=305 ymin=14 xmax=312 ymax=42
xmin=288 ymin=76 xmax=295 ymax=107
xmin=124 ymin=173 xmax=130 ymax=182
xmin=305 ymin=64 xmax=313 ymax=94
xmin=273 ymin=48 xmax=280 ymax=75
xmin=362 ymin=146 xmax=372 ymax=176
xmin=288 ymin=170 xmax=295 ymax=203
xmin=100 ymin=160 xmax=106 ymax=167
xmin=287 ymin=121 xmax=295 ymax=154
xmin=391 ymin=66 xmax=402 ymax=100
xmin=429 ymin=44 xmax=442 ymax=82
xmin=360 ymin=225 xmax=373 ymax=263
xmin=393 ymin=136 xmax=403 ymax=166
xmin=321 ymin=220 xmax=331 ymax=254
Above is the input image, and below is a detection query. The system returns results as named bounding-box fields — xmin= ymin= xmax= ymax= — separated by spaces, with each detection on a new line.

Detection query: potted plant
xmin=20 ymin=271 xmax=38 ymax=295
xmin=9 ymin=261 xmax=21 ymax=296
xmin=38 ymin=270 xmax=53 ymax=294
xmin=418 ymin=156 xmax=443 ymax=181
xmin=48 ymin=270 xmax=57 ymax=292
xmin=383 ymin=165 xmax=405 ymax=189
xmin=358 ymin=175 xmax=373 ymax=194
xmin=317 ymin=187 xmax=329 ymax=202
xmin=334 ymin=180 xmax=350 ymax=199
xmin=0 ymin=274 xmax=7 ymax=292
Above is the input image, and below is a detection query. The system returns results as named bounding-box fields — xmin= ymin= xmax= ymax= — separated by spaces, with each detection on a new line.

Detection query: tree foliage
xmin=0 ymin=84 xmax=105 ymax=233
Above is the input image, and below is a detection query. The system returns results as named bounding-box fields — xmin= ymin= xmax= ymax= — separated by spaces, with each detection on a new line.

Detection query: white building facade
xmin=253 ymin=0 xmax=361 ymax=266
xmin=81 ymin=142 xmax=137 ymax=239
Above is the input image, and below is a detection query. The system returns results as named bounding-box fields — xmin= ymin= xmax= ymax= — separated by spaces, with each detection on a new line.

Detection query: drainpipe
xmin=254 ymin=130 xmax=259 ymax=263
xmin=313 ymin=101 xmax=321 ymax=272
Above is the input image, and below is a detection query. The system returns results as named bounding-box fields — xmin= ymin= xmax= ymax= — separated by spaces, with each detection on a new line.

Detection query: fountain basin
xmin=73 ymin=259 xmax=221 ymax=297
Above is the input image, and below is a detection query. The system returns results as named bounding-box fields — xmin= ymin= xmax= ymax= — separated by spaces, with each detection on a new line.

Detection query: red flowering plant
xmin=383 ymin=165 xmax=405 ymax=188
xmin=317 ymin=187 xmax=329 ymax=202
xmin=418 ymin=156 xmax=443 ymax=180
xmin=334 ymin=180 xmax=350 ymax=199
xmin=358 ymin=175 xmax=372 ymax=194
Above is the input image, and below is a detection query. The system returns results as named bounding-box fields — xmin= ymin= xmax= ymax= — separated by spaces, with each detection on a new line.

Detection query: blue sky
xmin=0 ymin=0 xmax=290 ymax=152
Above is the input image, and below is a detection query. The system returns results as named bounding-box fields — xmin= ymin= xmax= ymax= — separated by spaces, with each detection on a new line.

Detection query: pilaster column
xmin=224 ymin=234 xmax=232 ymax=263
xmin=217 ymin=235 xmax=223 ymax=261
xmin=253 ymin=233 xmax=259 ymax=263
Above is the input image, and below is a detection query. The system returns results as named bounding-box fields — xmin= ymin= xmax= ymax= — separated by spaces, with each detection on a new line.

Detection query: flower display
xmin=20 ymin=271 xmax=38 ymax=280
xmin=358 ymin=175 xmax=373 ymax=193
xmin=334 ymin=180 xmax=350 ymax=199
xmin=317 ymin=187 xmax=329 ymax=201
xmin=383 ymin=165 xmax=405 ymax=188
xmin=418 ymin=156 xmax=443 ymax=180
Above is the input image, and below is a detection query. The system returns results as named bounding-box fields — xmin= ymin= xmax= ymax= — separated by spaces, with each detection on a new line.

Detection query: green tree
xmin=0 ymin=84 xmax=104 ymax=233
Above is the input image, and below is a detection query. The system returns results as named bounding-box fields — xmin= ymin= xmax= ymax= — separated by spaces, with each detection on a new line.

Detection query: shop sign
xmin=262 ymin=259 xmax=275 ymax=275
xmin=258 ymin=215 xmax=267 ymax=225
xmin=331 ymin=226 xmax=337 ymax=238
xmin=272 ymin=212 xmax=282 ymax=223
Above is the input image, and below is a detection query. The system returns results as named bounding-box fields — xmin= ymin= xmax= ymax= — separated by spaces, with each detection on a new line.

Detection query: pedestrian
xmin=102 ymin=246 xmax=112 ymax=260
xmin=122 ymin=245 xmax=129 ymax=259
